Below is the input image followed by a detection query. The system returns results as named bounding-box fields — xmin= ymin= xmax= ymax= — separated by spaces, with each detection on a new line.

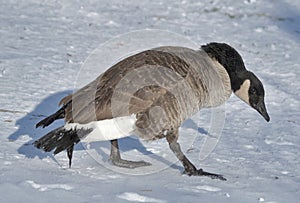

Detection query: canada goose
xmin=34 ymin=42 xmax=270 ymax=181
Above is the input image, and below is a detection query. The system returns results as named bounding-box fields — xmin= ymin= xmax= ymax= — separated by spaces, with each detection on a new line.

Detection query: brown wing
xmin=59 ymin=49 xmax=190 ymax=124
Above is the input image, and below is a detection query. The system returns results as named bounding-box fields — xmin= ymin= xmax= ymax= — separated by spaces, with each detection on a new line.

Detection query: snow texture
xmin=1 ymin=0 xmax=300 ymax=202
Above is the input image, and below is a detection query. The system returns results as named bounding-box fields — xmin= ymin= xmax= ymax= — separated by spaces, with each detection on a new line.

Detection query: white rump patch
xmin=234 ymin=79 xmax=250 ymax=105
xmin=64 ymin=114 xmax=137 ymax=142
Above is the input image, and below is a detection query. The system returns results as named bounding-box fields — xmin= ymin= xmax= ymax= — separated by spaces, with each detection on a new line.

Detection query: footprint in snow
xmin=180 ymin=185 xmax=223 ymax=194
xmin=26 ymin=180 xmax=73 ymax=192
xmin=195 ymin=185 xmax=221 ymax=192
xmin=117 ymin=192 xmax=166 ymax=203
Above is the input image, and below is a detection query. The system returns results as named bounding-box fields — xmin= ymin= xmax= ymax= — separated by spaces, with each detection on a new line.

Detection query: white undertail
xmin=64 ymin=114 xmax=137 ymax=142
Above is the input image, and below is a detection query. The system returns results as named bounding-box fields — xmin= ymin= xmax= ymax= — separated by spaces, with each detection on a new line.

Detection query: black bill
xmin=255 ymin=100 xmax=270 ymax=122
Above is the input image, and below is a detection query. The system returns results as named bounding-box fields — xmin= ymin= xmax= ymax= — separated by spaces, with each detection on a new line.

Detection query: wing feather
xmin=60 ymin=49 xmax=191 ymax=124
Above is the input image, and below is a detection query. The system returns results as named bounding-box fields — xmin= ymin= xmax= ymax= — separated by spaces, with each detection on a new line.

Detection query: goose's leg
xmin=67 ymin=144 xmax=74 ymax=168
xmin=109 ymin=139 xmax=151 ymax=169
xmin=166 ymin=129 xmax=226 ymax=181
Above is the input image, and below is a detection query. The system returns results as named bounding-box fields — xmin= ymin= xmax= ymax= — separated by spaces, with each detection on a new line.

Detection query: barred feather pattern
xmin=58 ymin=46 xmax=232 ymax=140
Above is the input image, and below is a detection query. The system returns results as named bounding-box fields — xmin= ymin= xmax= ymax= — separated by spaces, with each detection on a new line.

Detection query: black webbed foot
xmin=184 ymin=168 xmax=226 ymax=181
xmin=166 ymin=128 xmax=226 ymax=181
xmin=110 ymin=158 xmax=151 ymax=169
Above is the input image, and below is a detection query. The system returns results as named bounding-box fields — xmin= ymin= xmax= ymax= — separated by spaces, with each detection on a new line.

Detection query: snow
xmin=117 ymin=192 xmax=167 ymax=203
xmin=1 ymin=0 xmax=300 ymax=202
xmin=26 ymin=180 xmax=73 ymax=192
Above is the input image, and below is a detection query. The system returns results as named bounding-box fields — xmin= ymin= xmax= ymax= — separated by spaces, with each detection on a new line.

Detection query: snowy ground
xmin=1 ymin=0 xmax=300 ymax=202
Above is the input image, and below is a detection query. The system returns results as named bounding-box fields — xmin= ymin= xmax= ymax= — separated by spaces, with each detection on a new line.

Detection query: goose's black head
xmin=202 ymin=42 xmax=270 ymax=122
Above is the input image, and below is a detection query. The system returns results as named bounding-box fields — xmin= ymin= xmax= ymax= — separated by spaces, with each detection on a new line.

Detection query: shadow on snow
xmin=275 ymin=1 xmax=300 ymax=43
xmin=8 ymin=90 xmax=207 ymax=171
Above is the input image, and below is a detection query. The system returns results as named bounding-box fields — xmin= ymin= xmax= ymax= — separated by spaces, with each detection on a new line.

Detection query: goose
xmin=34 ymin=42 xmax=270 ymax=181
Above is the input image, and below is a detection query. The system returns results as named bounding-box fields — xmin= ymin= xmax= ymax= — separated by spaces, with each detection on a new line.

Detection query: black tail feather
xmin=34 ymin=127 xmax=80 ymax=154
xmin=34 ymin=101 xmax=84 ymax=167
xmin=36 ymin=107 xmax=65 ymax=128
xmin=34 ymin=126 xmax=92 ymax=167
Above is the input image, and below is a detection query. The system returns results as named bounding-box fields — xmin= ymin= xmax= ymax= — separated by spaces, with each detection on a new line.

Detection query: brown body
xmin=35 ymin=43 xmax=269 ymax=180
xmin=59 ymin=46 xmax=231 ymax=140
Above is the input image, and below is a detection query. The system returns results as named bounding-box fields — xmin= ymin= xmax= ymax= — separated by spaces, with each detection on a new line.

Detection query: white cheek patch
xmin=234 ymin=79 xmax=250 ymax=105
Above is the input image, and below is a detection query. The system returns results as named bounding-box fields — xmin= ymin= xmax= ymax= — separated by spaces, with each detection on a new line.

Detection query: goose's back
xmin=60 ymin=46 xmax=231 ymax=139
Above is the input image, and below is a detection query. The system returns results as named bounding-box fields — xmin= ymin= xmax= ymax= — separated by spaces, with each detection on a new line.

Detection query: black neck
xmin=201 ymin=43 xmax=247 ymax=92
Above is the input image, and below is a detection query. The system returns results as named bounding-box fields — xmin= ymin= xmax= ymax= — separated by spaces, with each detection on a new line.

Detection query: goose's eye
xmin=249 ymin=87 xmax=257 ymax=95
